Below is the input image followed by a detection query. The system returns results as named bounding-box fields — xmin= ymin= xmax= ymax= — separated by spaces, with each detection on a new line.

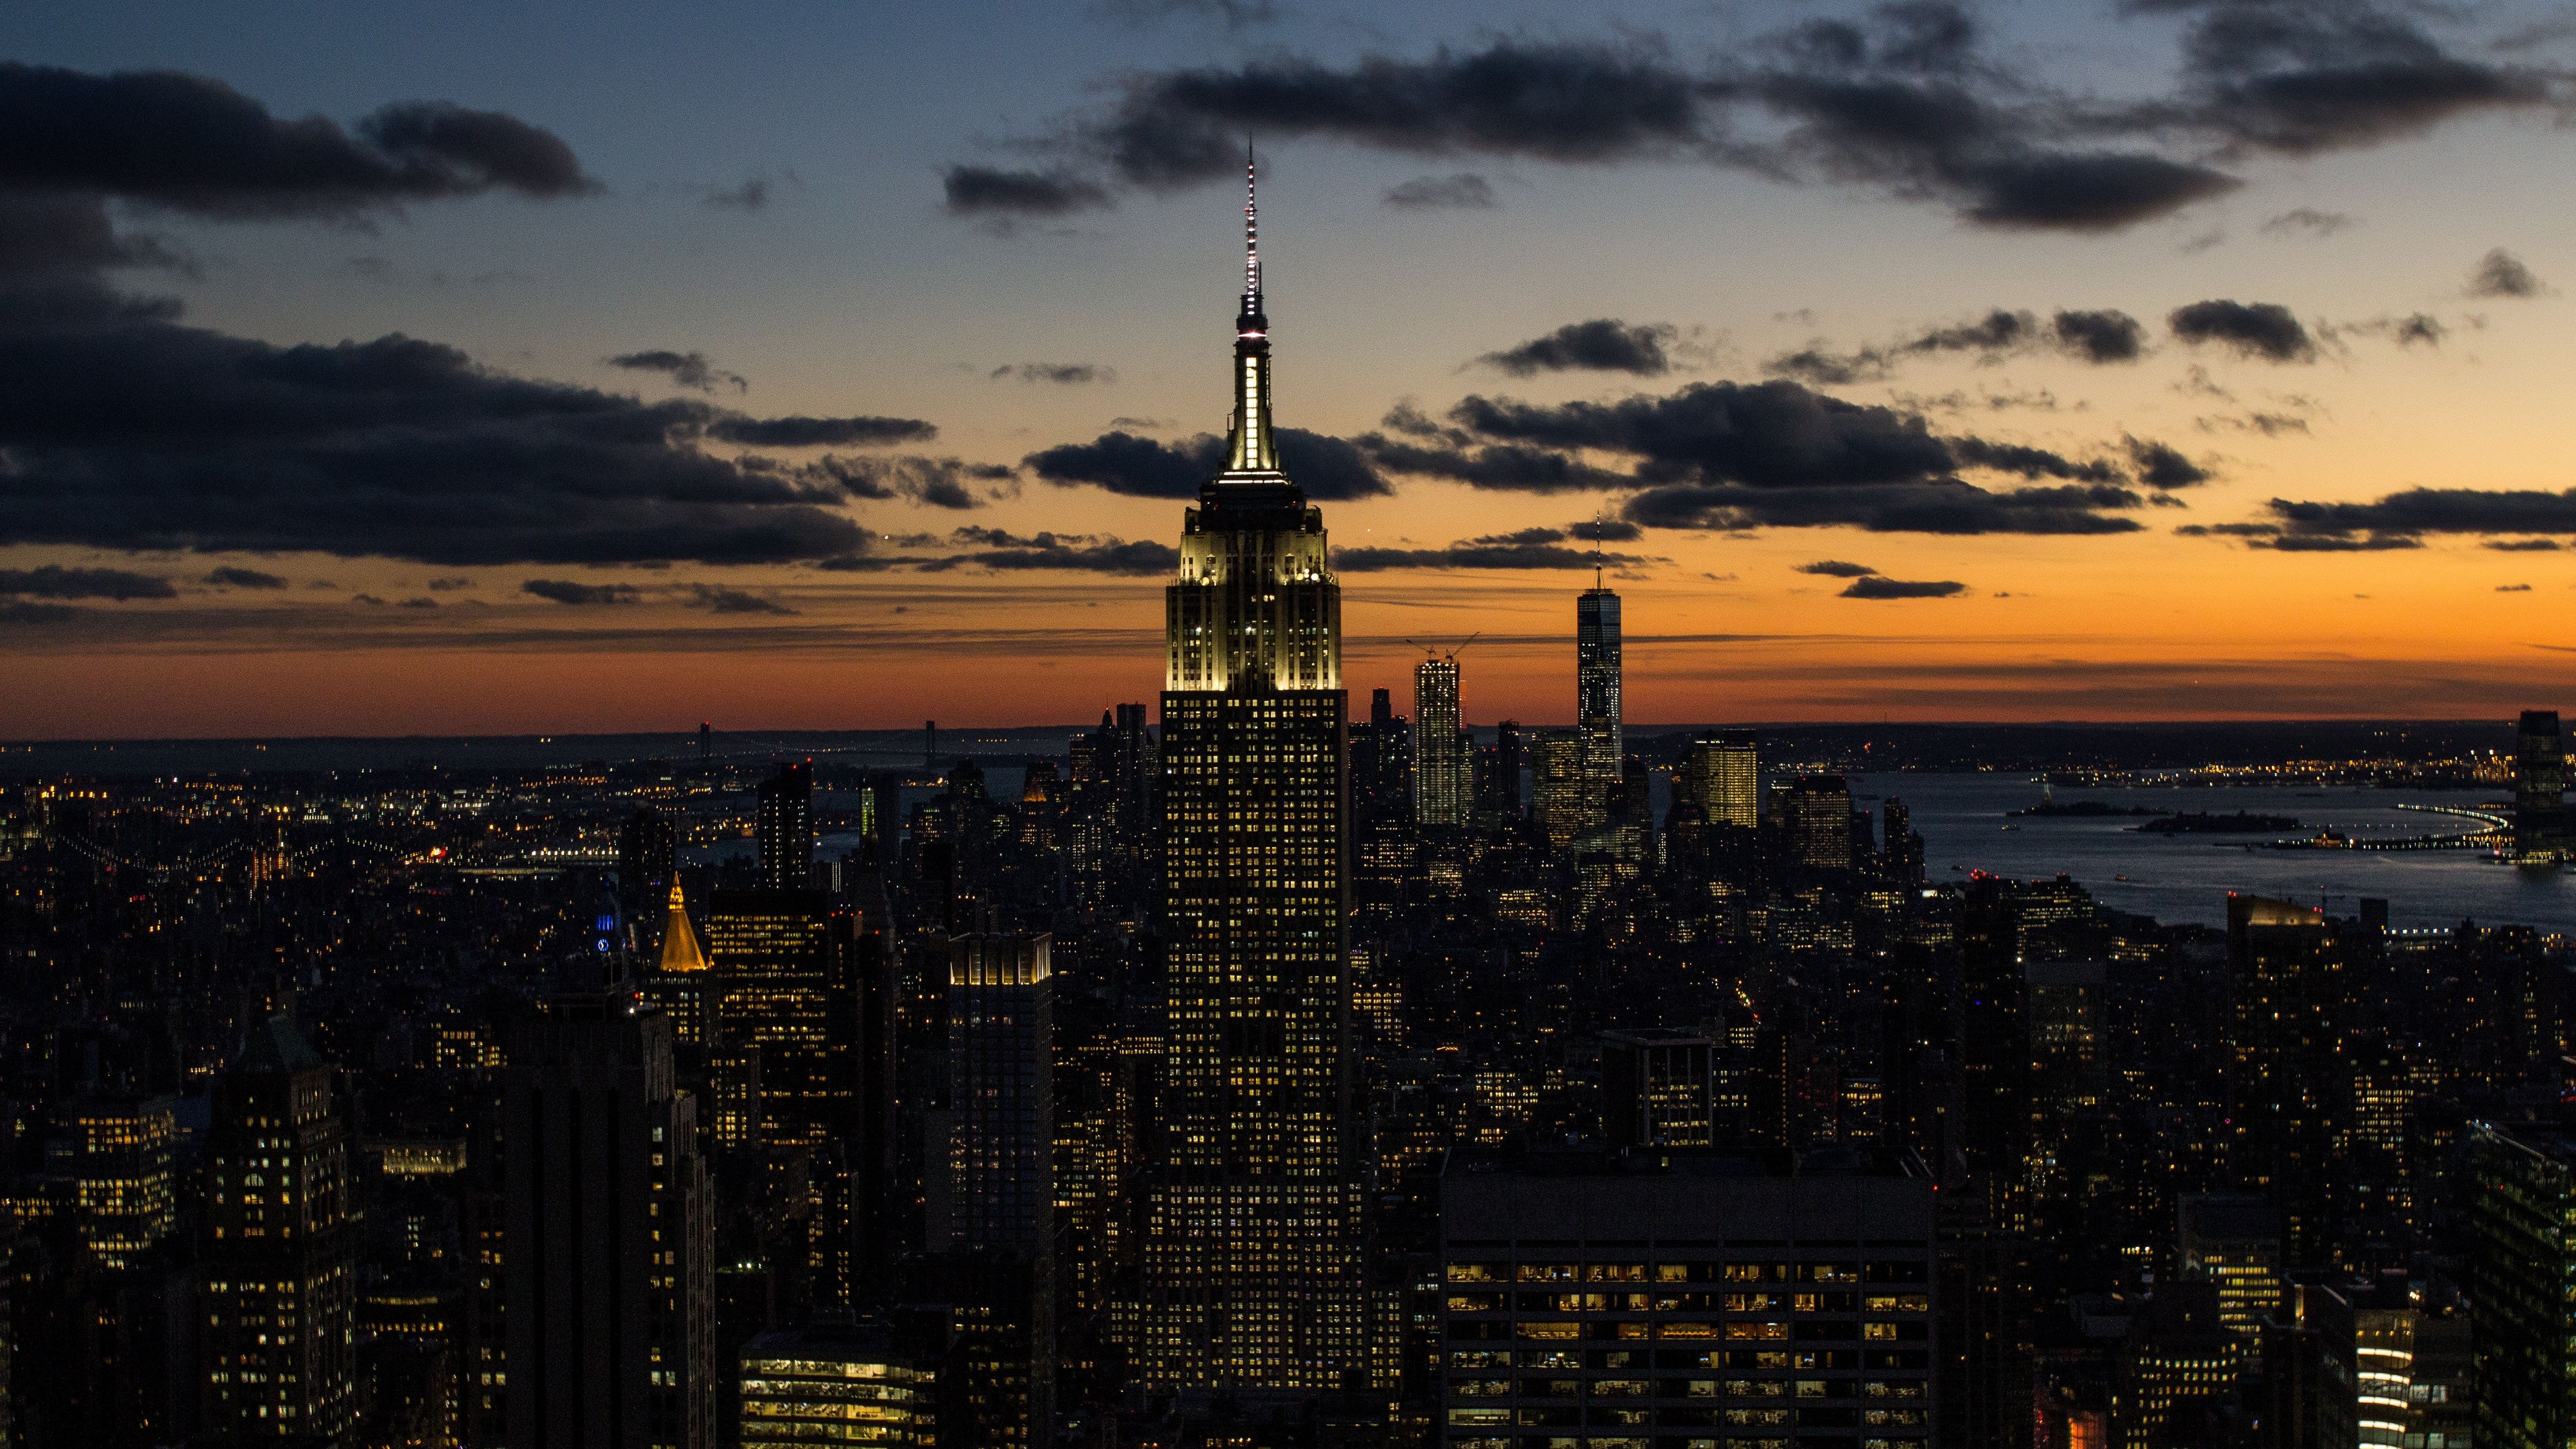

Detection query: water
xmin=1846 ymin=773 xmax=2573 ymax=934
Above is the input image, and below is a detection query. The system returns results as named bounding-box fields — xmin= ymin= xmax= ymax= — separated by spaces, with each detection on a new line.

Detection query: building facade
xmin=1121 ymin=163 xmax=1371 ymax=1392
xmin=1575 ymin=586 xmax=1623 ymax=812
xmin=1414 ymin=655 xmax=1469 ymax=829
xmin=1439 ymin=1145 xmax=1937 ymax=1449
xmin=502 ymin=992 xmax=715 ymax=1449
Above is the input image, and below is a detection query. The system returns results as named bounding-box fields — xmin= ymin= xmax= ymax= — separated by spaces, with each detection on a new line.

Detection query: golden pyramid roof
xmin=658 ymin=880 xmax=708 ymax=973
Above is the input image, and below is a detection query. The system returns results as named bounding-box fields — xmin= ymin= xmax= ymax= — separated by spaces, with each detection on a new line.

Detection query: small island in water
xmin=2008 ymin=799 xmax=2166 ymax=818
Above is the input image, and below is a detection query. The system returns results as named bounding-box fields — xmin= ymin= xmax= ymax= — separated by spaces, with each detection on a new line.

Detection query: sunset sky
xmin=4 ymin=0 xmax=2573 ymax=738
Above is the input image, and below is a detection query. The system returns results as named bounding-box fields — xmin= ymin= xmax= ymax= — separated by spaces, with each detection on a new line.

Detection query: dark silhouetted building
xmin=502 ymin=992 xmax=714 ymax=1449
xmin=202 ymin=1016 xmax=357 ymax=1442
xmin=2469 ymin=1122 xmax=2576 ymax=1449
xmin=1438 ymin=1144 xmax=1936 ymax=1444
xmin=1599 ymin=1028 xmax=1714 ymax=1146
xmin=2516 ymin=708 xmax=2568 ymax=864
xmin=755 ymin=761 xmax=815 ymax=891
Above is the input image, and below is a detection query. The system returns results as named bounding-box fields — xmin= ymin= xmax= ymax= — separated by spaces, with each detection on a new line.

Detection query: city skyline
xmin=4 ymin=3 xmax=2576 ymax=737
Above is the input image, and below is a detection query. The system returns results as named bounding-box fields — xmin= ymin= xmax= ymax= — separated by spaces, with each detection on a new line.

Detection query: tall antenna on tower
xmin=1593 ymin=505 xmax=1605 ymax=590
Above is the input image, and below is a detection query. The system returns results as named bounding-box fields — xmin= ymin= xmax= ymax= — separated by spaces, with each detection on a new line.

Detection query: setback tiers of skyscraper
xmin=1115 ymin=156 xmax=1376 ymax=1392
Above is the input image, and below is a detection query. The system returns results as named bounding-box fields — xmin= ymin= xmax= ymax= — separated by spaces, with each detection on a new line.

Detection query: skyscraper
xmin=2516 ymin=708 xmax=2567 ymax=864
xmin=755 ymin=761 xmax=814 ymax=891
xmin=501 ymin=992 xmax=714 ymax=1449
xmin=936 ymin=933 xmax=1054 ymax=1256
xmin=1780 ymin=773 xmax=1858 ymax=870
xmin=1678 ymin=732 xmax=1757 ymax=828
xmin=2227 ymin=893 xmax=2348 ymax=1269
xmin=2467 ymin=1122 xmax=2576 ymax=1449
xmin=1528 ymin=730 xmax=1589 ymax=850
xmin=202 ymin=1016 xmax=357 ymax=1441
xmin=1576 ymin=576 xmax=1622 ymax=809
xmin=1412 ymin=653 xmax=1467 ymax=828
xmin=705 ymin=889 xmax=899 ymax=1305
xmin=1122 ymin=160 xmax=1369 ymax=1391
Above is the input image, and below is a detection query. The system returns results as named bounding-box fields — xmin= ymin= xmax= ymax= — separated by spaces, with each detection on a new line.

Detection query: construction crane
xmin=1404 ymin=631 xmax=1480 ymax=662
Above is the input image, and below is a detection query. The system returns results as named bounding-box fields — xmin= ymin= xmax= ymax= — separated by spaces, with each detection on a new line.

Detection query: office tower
xmin=643 ymin=880 xmax=714 ymax=1068
xmin=1575 ymin=578 xmax=1623 ymax=810
xmin=1598 ymin=1028 xmax=1714 ymax=1146
xmin=2227 ymin=894 xmax=2347 ymax=1268
xmin=936 ymin=934 xmax=1054 ymax=1255
xmin=2175 ymin=1193 xmax=2282 ymax=1338
xmin=502 ymin=992 xmax=714 ymax=1449
xmin=2025 ymin=960 xmax=2106 ymax=1113
xmin=1882 ymin=794 xmax=1925 ymax=882
xmin=1438 ymin=1144 xmax=1937 ymax=1444
xmin=1124 ymin=163 xmax=1368 ymax=1392
xmin=705 ymin=889 xmax=899 ymax=1304
xmin=1956 ymin=878 xmax=2029 ymax=1225
xmin=64 ymin=1094 xmax=176 ymax=1268
xmin=202 ymin=1016 xmax=357 ymax=1441
xmin=1780 ymin=774 xmax=1857 ymax=870
xmin=619 ymin=803 xmax=677 ymax=923
xmin=2469 ymin=1123 xmax=2576 ymax=1449
xmin=2516 ymin=708 xmax=2568 ymax=863
xmin=738 ymin=1323 xmax=937 ymax=1447
xmin=1412 ymin=654 xmax=1468 ymax=828
xmin=925 ymin=933 xmax=1056 ymax=1446
xmin=1475 ymin=718 xmax=1523 ymax=825
xmin=1676 ymin=732 xmax=1757 ymax=829
xmin=1528 ymin=730 xmax=1589 ymax=849
xmin=755 ymin=761 xmax=816 ymax=891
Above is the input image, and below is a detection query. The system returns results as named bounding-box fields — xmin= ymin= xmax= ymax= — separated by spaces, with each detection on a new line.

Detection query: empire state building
xmin=1117 ymin=162 xmax=1373 ymax=1391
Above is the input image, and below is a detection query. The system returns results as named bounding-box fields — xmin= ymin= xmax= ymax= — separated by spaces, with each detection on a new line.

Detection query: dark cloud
xmin=810 ymin=455 xmax=1010 ymax=509
xmin=2164 ymin=0 xmax=2550 ymax=158
xmin=958 ymin=0 xmax=2563 ymax=236
xmin=399 ymin=596 xmax=437 ymax=608
xmin=0 ymin=564 xmax=175 ymax=600
xmin=1414 ymin=379 xmax=2147 ymax=534
xmin=991 ymin=362 xmax=1114 ymax=384
xmin=941 ymin=166 xmax=1113 ymax=218
xmin=687 ymin=583 xmax=798 ymax=615
xmin=2124 ymin=436 xmax=2211 ymax=489
xmin=1357 ymin=433 xmax=1637 ymax=495
xmin=1568 ymin=517 xmax=1642 ymax=542
xmin=609 ymin=349 xmax=748 ymax=395
xmin=1769 ymin=307 xmax=2143 ymax=382
xmin=2261 ymin=207 xmax=2354 ymax=237
xmin=1840 ymin=575 xmax=1964 ymax=598
xmin=1796 ymin=559 xmax=1880 ymax=577
xmin=2247 ymin=487 xmax=2576 ymax=549
xmin=1383 ymin=173 xmax=1496 ymax=210
xmin=2482 ymin=538 xmax=2561 ymax=552
xmin=0 ymin=62 xmax=595 ymax=216
xmin=2498 ymin=583 xmax=2533 ymax=592
xmin=2051 ymin=309 xmax=2145 ymax=363
xmin=203 ymin=565 xmax=287 ymax=589
xmin=0 ymin=328 xmax=884 ymax=565
xmin=522 ymin=579 xmax=639 ymax=604
xmin=1333 ymin=525 xmax=1649 ymax=572
xmin=0 ymin=66 xmax=914 ymax=570
xmin=2467 ymin=248 xmax=2546 ymax=298
xmin=1025 ymin=426 xmax=1393 ymax=499
xmin=427 ymin=576 xmax=475 ymax=590
xmin=2169 ymin=299 xmax=2316 ymax=362
xmin=350 ymin=594 xmax=387 ymax=606
xmin=705 ymin=414 xmax=936 ymax=447
xmin=1479 ymin=319 xmax=1674 ymax=376
xmin=926 ymin=527 xmax=1179 ymax=575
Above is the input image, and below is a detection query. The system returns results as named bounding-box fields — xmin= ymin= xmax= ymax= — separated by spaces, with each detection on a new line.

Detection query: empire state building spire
xmin=1226 ymin=146 xmax=1279 ymax=475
